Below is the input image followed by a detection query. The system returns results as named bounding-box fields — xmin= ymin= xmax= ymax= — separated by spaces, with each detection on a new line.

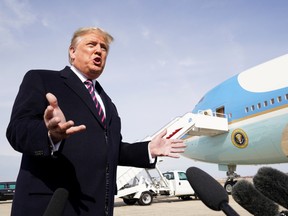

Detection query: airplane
xmin=117 ymin=54 xmax=288 ymax=196
xmin=179 ymin=53 xmax=288 ymax=193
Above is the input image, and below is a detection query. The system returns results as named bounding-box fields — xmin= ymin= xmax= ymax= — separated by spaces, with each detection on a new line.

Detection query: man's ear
xmin=69 ymin=46 xmax=76 ymax=62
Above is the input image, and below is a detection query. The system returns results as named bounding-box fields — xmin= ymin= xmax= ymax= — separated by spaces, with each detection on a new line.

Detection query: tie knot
xmin=84 ymin=79 xmax=93 ymax=84
xmin=84 ymin=79 xmax=93 ymax=88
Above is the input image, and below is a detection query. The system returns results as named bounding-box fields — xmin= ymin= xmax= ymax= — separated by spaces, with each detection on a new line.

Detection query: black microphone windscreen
xmin=253 ymin=166 xmax=288 ymax=209
xmin=186 ymin=167 xmax=228 ymax=211
xmin=232 ymin=179 xmax=279 ymax=216
xmin=43 ymin=188 xmax=69 ymax=216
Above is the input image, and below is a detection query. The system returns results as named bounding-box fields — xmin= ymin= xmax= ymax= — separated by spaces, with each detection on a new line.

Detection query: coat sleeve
xmin=118 ymin=141 xmax=156 ymax=168
xmin=6 ymin=70 xmax=52 ymax=156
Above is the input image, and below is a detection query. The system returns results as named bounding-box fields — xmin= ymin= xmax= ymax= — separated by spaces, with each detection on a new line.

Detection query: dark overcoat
xmin=6 ymin=67 xmax=155 ymax=216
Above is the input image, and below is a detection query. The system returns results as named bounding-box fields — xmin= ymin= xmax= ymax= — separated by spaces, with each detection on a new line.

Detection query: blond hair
xmin=68 ymin=27 xmax=114 ymax=64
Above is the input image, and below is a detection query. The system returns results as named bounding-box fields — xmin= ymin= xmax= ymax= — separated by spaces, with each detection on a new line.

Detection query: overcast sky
xmin=1 ymin=0 xmax=288 ymax=180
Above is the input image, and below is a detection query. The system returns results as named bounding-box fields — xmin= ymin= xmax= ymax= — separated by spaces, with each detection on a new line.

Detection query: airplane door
xmin=175 ymin=172 xmax=194 ymax=196
xmin=216 ymin=106 xmax=225 ymax=117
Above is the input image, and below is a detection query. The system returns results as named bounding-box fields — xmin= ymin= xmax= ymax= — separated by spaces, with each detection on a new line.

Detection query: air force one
xmin=145 ymin=54 xmax=288 ymax=193
xmin=117 ymin=54 xmax=288 ymax=194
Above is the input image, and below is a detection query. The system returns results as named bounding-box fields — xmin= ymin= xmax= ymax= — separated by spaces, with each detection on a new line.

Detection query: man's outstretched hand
xmin=44 ymin=93 xmax=86 ymax=143
xmin=148 ymin=129 xmax=186 ymax=158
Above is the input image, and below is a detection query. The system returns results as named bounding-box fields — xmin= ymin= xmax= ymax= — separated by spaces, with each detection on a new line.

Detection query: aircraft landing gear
xmin=224 ymin=179 xmax=237 ymax=194
xmin=224 ymin=170 xmax=240 ymax=194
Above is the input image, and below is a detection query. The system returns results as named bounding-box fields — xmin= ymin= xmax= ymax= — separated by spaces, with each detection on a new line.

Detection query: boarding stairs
xmin=116 ymin=111 xmax=229 ymax=196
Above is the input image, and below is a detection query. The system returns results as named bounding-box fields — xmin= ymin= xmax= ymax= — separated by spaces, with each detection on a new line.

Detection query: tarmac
xmin=0 ymin=196 xmax=252 ymax=216
xmin=113 ymin=197 xmax=252 ymax=216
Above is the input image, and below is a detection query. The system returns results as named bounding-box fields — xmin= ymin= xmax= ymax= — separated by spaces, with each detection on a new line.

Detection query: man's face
xmin=69 ymin=32 xmax=109 ymax=80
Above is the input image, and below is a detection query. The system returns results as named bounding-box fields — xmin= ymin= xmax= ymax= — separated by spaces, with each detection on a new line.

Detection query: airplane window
xmin=285 ymin=94 xmax=288 ymax=100
xmin=245 ymin=107 xmax=249 ymax=113
xmin=278 ymin=96 xmax=282 ymax=103
xmin=251 ymin=105 xmax=255 ymax=111
xmin=257 ymin=103 xmax=261 ymax=109
xmin=270 ymin=98 xmax=275 ymax=105
xmin=263 ymin=101 xmax=268 ymax=107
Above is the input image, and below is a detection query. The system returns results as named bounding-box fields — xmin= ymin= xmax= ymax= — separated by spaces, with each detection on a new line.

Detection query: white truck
xmin=116 ymin=166 xmax=197 ymax=205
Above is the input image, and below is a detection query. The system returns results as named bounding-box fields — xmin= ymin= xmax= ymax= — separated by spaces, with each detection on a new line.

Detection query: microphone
xmin=231 ymin=179 xmax=279 ymax=216
xmin=43 ymin=188 xmax=69 ymax=216
xmin=253 ymin=166 xmax=288 ymax=209
xmin=186 ymin=167 xmax=239 ymax=216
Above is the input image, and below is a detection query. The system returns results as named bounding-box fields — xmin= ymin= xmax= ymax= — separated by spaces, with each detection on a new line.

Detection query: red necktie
xmin=84 ymin=79 xmax=106 ymax=127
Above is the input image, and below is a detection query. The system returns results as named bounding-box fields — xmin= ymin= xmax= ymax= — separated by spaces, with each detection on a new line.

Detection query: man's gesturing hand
xmin=44 ymin=93 xmax=86 ymax=143
xmin=148 ymin=129 xmax=186 ymax=159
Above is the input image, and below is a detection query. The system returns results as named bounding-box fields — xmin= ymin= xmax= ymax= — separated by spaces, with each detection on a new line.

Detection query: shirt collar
xmin=70 ymin=65 xmax=96 ymax=86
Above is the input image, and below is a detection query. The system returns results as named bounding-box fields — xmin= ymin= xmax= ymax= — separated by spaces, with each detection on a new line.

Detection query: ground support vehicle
xmin=116 ymin=166 xmax=197 ymax=205
xmin=0 ymin=182 xmax=16 ymax=201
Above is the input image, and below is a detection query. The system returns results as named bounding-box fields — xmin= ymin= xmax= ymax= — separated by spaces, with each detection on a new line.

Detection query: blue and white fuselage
xmin=182 ymin=54 xmax=288 ymax=168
